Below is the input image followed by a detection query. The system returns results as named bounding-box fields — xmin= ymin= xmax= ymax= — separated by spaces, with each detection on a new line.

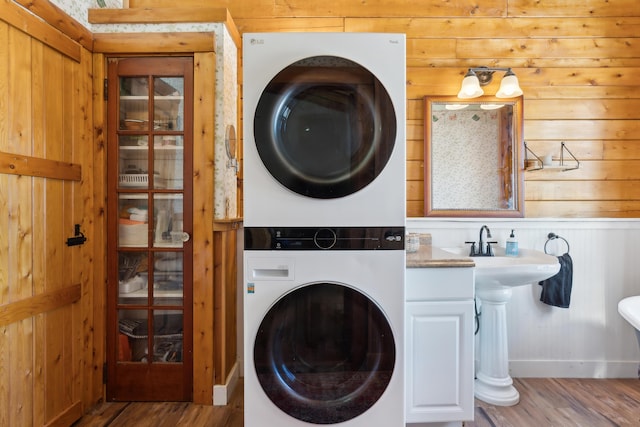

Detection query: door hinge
xmin=103 ymin=362 xmax=107 ymax=384
xmin=103 ymin=79 xmax=108 ymax=101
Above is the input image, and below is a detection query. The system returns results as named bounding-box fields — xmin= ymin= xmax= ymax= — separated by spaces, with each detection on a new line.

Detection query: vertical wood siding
xmin=0 ymin=12 xmax=97 ymax=427
xmin=130 ymin=0 xmax=640 ymax=218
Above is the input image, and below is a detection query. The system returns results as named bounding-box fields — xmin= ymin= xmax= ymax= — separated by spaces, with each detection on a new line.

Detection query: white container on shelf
xmin=119 ymin=221 xmax=148 ymax=246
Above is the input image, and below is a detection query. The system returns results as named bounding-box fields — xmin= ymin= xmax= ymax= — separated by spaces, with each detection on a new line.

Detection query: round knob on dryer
xmin=314 ymin=228 xmax=337 ymax=249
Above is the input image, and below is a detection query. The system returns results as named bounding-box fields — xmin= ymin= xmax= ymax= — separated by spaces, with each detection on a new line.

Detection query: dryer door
xmin=253 ymin=283 xmax=396 ymax=424
xmin=253 ymin=56 xmax=397 ymax=199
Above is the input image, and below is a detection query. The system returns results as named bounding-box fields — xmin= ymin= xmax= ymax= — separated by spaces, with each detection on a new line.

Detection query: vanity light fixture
xmin=457 ymin=67 xmax=523 ymax=99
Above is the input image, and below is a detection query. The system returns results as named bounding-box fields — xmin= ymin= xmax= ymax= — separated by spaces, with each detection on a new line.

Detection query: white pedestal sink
xmin=443 ymin=246 xmax=560 ymax=406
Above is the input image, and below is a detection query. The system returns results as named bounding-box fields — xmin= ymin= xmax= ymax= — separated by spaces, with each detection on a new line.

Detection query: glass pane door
xmin=107 ymin=57 xmax=193 ymax=402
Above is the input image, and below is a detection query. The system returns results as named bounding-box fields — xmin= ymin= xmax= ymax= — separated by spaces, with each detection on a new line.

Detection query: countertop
xmin=406 ymin=245 xmax=475 ymax=268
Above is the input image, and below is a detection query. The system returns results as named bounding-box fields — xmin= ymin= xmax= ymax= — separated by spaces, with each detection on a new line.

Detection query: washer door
xmin=254 ymin=283 xmax=396 ymax=424
xmin=254 ymin=56 xmax=397 ymax=199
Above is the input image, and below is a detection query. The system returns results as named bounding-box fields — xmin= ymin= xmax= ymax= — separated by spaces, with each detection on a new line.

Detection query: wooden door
xmin=106 ymin=56 xmax=194 ymax=401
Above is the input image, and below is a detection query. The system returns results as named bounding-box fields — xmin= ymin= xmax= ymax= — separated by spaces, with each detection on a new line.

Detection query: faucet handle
xmin=464 ymin=241 xmax=477 ymax=256
xmin=486 ymin=241 xmax=498 ymax=256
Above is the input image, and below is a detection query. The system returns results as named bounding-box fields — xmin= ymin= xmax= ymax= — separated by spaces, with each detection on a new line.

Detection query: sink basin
xmin=443 ymin=246 xmax=560 ymax=288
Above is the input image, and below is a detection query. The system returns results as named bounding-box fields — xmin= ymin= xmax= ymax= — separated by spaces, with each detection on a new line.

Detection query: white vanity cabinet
xmin=405 ymin=266 xmax=475 ymax=425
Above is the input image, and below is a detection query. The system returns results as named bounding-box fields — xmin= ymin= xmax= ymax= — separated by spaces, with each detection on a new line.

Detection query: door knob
xmin=171 ymin=231 xmax=191 ymax=244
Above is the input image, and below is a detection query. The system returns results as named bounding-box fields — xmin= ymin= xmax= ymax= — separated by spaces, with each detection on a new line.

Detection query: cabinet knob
xmin=180 ymin=232 xmax=190 ymax=242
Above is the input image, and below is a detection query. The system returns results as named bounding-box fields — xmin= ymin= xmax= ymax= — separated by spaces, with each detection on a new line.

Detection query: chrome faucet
xmin=465 ymin=225 xmax=496 ymax=256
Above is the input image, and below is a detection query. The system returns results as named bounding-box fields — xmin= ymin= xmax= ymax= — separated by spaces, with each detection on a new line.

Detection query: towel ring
xmin=544 ymin=232 xmax=570 ymax=254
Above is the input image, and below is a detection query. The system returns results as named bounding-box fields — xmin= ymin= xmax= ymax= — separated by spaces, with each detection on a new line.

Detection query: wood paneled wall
xmin=132 ymin=0 xmax=640 ymax=218
xmin=2 ymin=1 xmax=637 ymax=421
xmin=0 ymin=1 xmax=102 ymax=425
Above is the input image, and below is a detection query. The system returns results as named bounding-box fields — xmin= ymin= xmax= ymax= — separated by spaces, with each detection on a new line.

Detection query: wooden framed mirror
xmin=424 ymin=95 xmax=524 ymax=217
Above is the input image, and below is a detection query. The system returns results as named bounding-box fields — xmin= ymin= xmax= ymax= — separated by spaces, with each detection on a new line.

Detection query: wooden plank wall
xmin=0 ymin=1 xmax=101 ymax=425
xmin=132 ymin=0 xmax=640 ymax=218
xmin=213 ymin=221 xmax=241 ymax=388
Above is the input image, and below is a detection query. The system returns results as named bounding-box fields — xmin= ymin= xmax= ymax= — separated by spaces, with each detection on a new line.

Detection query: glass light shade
xmin=480 ymin=104 xmax=504 ymax=110
xmin=445 ymin=104 xmax=469 ymax=110
xmin=496 ymin=73 xmax=523 ymax=98
xmin=457 ymin=75 xmax=483 ymax=99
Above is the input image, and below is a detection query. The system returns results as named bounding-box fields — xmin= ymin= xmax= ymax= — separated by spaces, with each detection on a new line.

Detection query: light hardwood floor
xmin=74 ymin=378 xmax=640 ymax=427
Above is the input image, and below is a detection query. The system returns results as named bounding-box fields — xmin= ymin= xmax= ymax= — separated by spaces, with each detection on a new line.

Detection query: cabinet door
xmin=405 ymin=300 xmax=474 ymax=423
xmin=106 ymin=57 xmax=194 ymax=401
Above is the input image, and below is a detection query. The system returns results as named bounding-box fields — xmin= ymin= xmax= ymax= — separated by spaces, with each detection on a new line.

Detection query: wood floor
xmin=74 ymin=378 xmax=640 ymax=427
xmin=473 ymin=378 xmax=640 ymax=427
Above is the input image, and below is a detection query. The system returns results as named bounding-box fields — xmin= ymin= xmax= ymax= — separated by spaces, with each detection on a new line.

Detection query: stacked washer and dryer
xmin=243 ymin=33 xmax=406 ymax=426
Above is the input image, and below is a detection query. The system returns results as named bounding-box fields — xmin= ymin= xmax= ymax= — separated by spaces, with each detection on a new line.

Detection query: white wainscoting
xmin=407 ymin=218 xmax=640 ymax=378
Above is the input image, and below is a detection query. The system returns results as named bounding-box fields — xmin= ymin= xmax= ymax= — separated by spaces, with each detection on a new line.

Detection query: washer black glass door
xmin=254 ymin=56 xmax=397 ymax=199
xmin=254 ymin=283 xmax=396 ymax=424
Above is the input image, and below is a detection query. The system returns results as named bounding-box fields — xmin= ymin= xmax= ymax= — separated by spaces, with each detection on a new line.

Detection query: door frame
xmin=93 ymin=33 xmax=217 ymax=404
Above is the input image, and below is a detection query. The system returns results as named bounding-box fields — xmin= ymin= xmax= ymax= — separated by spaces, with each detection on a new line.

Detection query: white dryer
xmin=243 ymin=33 xmax=406 ymax=227
xmin=244 ymin=226 xmax=405 ymax=426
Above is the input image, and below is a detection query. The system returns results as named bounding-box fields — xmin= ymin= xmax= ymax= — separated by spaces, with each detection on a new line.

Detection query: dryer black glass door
xmin=253 ymin=283 xmax=396 ymax=424
xmin=254 ymin=56 xmax=397 ymax=199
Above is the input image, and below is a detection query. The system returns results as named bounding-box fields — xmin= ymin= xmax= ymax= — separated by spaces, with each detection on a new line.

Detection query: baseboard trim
xmin=213 ymin=362 xmax=239 ymax=406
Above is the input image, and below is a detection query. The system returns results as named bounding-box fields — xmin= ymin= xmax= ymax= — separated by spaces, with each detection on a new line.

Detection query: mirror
xmin=424 ymin=96 xmax=524 ymax=217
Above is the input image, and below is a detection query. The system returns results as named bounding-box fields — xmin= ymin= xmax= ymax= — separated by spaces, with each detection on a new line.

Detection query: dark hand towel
xmin=538 ymin=253 xmax=573 ymax=308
